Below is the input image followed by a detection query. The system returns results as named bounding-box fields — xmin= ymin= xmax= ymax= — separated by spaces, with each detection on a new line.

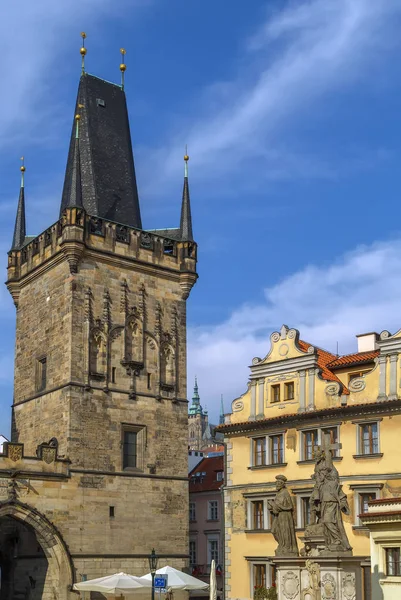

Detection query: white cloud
xmin=188 ymin=237 xmax=401 ymax=423
xmin=144 ymin=0 xmax=401 ymax=194
xmin=0 ymin=0 xmax=151 ymax=147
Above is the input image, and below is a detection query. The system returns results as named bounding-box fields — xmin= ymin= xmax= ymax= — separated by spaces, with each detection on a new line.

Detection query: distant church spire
xmin=180 ymin=150 xmax=193 ymax=241
xmin=11 ymin=158 xmax=26 ymax=250
xmin=219 ymin=394 xmax=225 ymax=425
xmin=192 ymin=376 xmax=200 ymax=405
xmin=65 ymin=112 xmax=83 ymax=209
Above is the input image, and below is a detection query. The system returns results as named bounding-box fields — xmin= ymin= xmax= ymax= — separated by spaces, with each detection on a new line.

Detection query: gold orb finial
xmin=184 ymin=144 xmax=189 ymax=162
xmin=80 ymin=32 xmax=87 ymax=73
xmin=75 ymin=114 xmax=81 ymax=121
xmin=120 ymin=48 xmax=127 ymax=86
xmin=20 ymin=156 xmax=25 ymax=172
xmin=120 ymin=64 xmax=127 ymax=72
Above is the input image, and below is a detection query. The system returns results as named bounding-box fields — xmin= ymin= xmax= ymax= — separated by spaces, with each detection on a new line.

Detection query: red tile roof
xmin=327 ymin=350 xmax=379 ymax=368
xmin=189 ymin=456 xmax=224 ymax=493
xmin=298 ymin=339 xmax=349 ymax=393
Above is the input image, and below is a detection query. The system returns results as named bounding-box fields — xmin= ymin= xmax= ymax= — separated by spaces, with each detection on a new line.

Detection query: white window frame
xmin=380 ymin=542 xmax=401 ymax=579
xmin=356 ymin=421 xmax=380 ymax=456
xmin=208 ymin=500 xmax=218 ymax=521
xmin=207 ymin=535 xmax=219 ymax=565
xmin=250 ymin=432 xmax=285 ymax=467
xmin=299 ymin=425 xmax=340 ymax=461
xmin=189 ymin=539 xmax=197 ymax=565
xmin=189 ymin=501 xmax=196 ymax=522
xmin=354 ymin=486 xmax=381 ymax=526
xmin=295 ymin=493 xmax=313 ymax=529
xmin=246 ymin=496 xmax=273 ymax=530
xmin=249 ymin=562 xmax=274 ymax=595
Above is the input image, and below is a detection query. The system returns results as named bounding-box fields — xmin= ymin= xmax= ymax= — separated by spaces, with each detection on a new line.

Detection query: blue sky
xmin=1 ymin=0 xmax=401 ymax=432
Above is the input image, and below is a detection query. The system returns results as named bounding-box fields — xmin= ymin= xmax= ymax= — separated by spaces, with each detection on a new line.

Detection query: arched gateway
xmin=0 ymin=500 xmax=74 ymax=600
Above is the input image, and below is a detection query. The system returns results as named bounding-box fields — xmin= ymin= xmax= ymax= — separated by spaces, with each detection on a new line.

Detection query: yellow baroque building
xmin=217 ymin=324 xmax=401 ymax=600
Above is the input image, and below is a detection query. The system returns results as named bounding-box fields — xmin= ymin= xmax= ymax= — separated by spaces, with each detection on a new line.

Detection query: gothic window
xmin=110 ymin=326 xmax=124 ymax=386
xmin=161 ymin=344 xmax=175 ymax=387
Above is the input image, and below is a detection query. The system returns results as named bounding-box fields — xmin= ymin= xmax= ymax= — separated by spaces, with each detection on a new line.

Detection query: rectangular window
xmin=36 ymin=356 xmax=47 ymax=392
xmin=284 ymin=381 xmax=294 ymax=400
xmin=252 ymin=500 xmax=264 ymax=530
xmin=253 ymin=437 xmax=266 ymax=466
xmin=147 ymin=373 xmax=151 ymax=389
xmin=301 ymin=497 xmax=312 ymax=527
xmin=189 ymin=540 xmax=197 ymax=566
xmin=359 ymin=422 xmax=379 ymax=455
xmin=208 ymin=539 xmax=219 ymax=564
xmin=348 ymin=370 xmax=369 ymax=383
xmin=253 ymin=564 xmax=266 ymax=589
xmin=216 ymin=471 xmax=224 ymax=482
xmin=111 ymin=367 xmax=116 ymax=384
xmin=109 ymin=506 xmax=115 ymax=518
xmin=271 ymin=384 xmax=280 ymax=403
xmin=360 ymin=492 xmax=376 ymax=515
xmin=189 ymin=502 xmax=196 ymax=522
xmin=208 ymin=500 xmax=218 ymax=521
xmin=386 ymin=547 xmax=401 ymax=576
xmin=269 ymin=434 xmax=284 ymax=464
xmin=303 ymin=429 xmax=318 ymax=460
xmin=123 ymin=431 xmax=137 ymax=469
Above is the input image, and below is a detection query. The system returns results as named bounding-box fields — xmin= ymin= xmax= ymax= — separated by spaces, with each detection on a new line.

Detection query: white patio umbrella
xmin=142 ymin=566 xmax=209 ymax=590
xmin=209 ymin=560 xmax=217 ymax=600
xmin=73 ymin=572 xmax=152 ymax=597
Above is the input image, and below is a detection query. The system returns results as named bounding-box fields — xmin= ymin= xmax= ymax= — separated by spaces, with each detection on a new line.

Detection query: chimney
xmin=356 ymin=332 xmax=379 ymax=353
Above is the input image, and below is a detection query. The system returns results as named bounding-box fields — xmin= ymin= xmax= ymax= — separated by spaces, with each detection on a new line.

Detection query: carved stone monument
xmin=268 ymin=475 xmax=298 ymax=556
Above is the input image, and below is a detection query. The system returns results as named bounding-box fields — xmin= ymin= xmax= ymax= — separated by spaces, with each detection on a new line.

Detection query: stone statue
xmin=311 ymin=440 xmax=352 ymax=554
xmin=301 ymin=560 xmax=321 ymax=600
xmin=267 ymin=475 xmax=298 ymax=556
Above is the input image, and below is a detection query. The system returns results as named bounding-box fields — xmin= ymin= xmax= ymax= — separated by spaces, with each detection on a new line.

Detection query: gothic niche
xmin=122 ymin=309 xmax=144 ymax=372
xmin=145 ymin=335 xmax=158 ymax=393
xmin=160 ymin=333 xmax=176 ymax=395
xmin=90 ymin=325 xmax=106 ymax=380
xmin=109 ymin=326 xmax=124 ymax=386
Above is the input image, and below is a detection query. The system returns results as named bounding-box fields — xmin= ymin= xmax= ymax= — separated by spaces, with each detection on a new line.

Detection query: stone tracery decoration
xmin=321 ymin=573 xmax=336 ymax=600
xmin=342 ymin=573 xmax=355 ymax=600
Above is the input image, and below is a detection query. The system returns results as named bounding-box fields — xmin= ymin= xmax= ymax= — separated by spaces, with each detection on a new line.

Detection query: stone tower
xmin=1 ymin=67 xmax=197 ymax=598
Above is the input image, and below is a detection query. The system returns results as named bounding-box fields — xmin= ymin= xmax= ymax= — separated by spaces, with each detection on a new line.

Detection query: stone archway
xmin=0 ymin=501 xmax=74 ymax=599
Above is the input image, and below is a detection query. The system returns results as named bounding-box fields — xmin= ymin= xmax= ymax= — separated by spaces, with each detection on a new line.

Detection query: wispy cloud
xmin=188 ymin=236 xmax=401 ymax=422
xmin=145 ymin=0 xmax=401 ymax=193
xmin=0 ymin=0 xmax=151 ymax=148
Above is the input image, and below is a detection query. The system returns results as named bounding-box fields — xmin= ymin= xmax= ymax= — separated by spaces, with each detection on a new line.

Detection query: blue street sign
xmin=154 ymin=576 xmax=168 ymax=589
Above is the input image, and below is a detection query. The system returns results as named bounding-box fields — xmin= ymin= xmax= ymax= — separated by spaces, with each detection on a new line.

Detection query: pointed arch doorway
xmin=0 ymin=501 xmax=74 ymax=599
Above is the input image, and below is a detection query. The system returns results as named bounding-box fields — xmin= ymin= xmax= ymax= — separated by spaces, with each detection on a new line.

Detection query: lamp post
xmin=148 ymin=548 xmax=158 ymax=600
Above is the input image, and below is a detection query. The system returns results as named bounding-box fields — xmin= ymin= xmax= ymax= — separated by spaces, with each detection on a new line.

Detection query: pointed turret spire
xmin=65 ymin=112 xmax=83 ymax=209
xmin=11 ymin=158 xmax=26 ymax=250
xmin=192 ymin=376 xmax=200 ymax=404
xmin=180 ymin=150 xmax=193 ymax=241
xmin=219 ymin=394 xmax=225 ymax=425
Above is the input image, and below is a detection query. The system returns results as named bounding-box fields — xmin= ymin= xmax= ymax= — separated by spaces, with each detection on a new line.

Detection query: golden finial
xmin=184 ymin=146 xmax=189 ymax=177
xmin=80 ymin=32 xmax=87 ymax=74
xmin=120 ymin=48 xmax=127 ymax=89
xmin=20 ymin=156 xmax=25 ymax=188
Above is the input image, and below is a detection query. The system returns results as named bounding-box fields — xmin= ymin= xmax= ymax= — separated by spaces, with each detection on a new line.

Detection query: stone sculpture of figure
xmin=301 ymin=560 xmax=321 ymax=600
xmin=312 ymin=446 xmax=352 ymax=554
xmin=267 ymin=475 xmax=298 ymax=556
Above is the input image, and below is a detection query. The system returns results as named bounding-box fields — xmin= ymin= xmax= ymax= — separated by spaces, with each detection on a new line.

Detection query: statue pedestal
xmin=273 ymin=556 xmax=362 ymax=600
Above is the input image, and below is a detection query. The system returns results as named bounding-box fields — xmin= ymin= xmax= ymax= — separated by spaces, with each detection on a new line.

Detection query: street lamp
xmin=148 ymin=548 xmax=158 ymax=600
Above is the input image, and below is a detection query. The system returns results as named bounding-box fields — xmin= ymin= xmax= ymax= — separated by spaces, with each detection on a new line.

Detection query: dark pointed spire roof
xmin=64 ymin=115 xmax=83 ymax=209
xmin=60 ymin=73 xmax=142 ymax=228
xmin=11 ymin=162 xmax=26 ymax=250
xmin=179 ymin=154 xmax=193 ymax=241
